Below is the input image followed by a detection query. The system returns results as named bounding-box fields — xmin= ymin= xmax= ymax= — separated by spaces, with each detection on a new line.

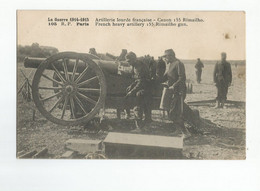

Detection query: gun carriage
xmin=24 ymin=52 xmax=164 ymax=126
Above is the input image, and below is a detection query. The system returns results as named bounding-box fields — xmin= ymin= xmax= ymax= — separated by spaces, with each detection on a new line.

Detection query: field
xmin=17 ymin=59 xmax=246 ymax=159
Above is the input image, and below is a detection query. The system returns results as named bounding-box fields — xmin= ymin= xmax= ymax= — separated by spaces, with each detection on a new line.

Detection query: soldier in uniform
xmin=159 ymin=49 xmax=189 ymax=136
xmin=89 ymin=48 xmax=98 ymax=57
xmin=125 ymin=52 xmax=152 ymax=132
xmin=213 ymin=52 xmax=232 ymax=108
xmin=195 ymin=58 xmax=204 ymax=83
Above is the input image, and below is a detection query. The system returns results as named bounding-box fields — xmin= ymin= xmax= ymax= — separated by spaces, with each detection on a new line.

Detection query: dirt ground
xmin=17 ymin=60 xmax=246 ymax=159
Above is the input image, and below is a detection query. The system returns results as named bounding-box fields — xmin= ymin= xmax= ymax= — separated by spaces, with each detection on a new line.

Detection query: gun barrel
xmin=24 ymin=57 xmax=87 ymax=71
xmin=24 ymin=57 xmax=45 ymax=69
xmin=24 ymin=56 xmax=119 ymax=74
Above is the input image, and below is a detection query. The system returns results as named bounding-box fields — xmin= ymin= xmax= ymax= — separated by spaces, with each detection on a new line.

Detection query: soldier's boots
xmin=221 ymin=101 xmax=227 ymax=109
xmin=130 ymin=119 xmax=143 ymax=133
xmin=214 ymin=100 xmax=227 ymax=109
xmin=214 ymin=100 xmax=220 ymax=108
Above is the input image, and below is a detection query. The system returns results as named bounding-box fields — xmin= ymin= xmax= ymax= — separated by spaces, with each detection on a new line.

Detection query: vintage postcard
xmin=17 ymin=11 xmax=245 ymax=159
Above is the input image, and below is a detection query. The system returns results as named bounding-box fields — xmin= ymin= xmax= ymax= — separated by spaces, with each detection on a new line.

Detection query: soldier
xmin=117 ymin=49 xmax=128 ymax=61
xmin=89 ymin=48 xmax=98 ymax=56
xmin=160 ymin=49 xmax=189 ymax=136
xmin=125 ymin=52 xmax=152 ymax=132
xmin=156 ymin=57 xmax=166 ymax=77
xmin=213 ymin=52 xmax=232 ymax=108
xmin=116 ymin=49 xmax=131 ymax=119
xmin=195 ymin=58 xmax=204 ymax=83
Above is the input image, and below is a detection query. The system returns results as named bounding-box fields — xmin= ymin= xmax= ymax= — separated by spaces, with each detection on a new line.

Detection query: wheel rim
xmin=32 ymin=52 xmax=106 ymax=126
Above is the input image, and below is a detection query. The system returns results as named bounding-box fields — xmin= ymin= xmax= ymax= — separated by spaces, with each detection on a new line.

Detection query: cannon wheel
xmin=32 ymin=52 xmax=106 ymax=126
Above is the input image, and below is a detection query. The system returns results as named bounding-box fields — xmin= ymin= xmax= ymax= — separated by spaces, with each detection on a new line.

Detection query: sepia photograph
xmin=17 ymin=11 xmax=246 ymax=159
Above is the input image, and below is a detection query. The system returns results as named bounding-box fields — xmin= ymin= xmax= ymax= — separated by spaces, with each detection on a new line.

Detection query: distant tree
xmin=17 ymin=43 xmax=59 ymax=62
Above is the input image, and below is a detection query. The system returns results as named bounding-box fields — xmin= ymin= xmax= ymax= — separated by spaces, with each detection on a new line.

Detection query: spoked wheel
xmin=32 ymin=52 xmax=106 ymax=126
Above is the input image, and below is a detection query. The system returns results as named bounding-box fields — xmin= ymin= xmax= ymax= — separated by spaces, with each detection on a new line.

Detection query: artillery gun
xmin=24 ymin=51 xmax=164 ymax=126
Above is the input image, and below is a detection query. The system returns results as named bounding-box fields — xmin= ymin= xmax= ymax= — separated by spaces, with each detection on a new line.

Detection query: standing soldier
xmin=159 ymin=49 xmax=189 ymax=137
xmin=213 ymin=52 xmax=232 ymax=108
xmin=195 ymin=58 xmax=204 ymax=83
xmin=116 ymin=49 xmax=131 ymax=119
xmin=156 ymin=57 xmax=166 ymax=77
xmin=125 ymin=52 xmax=152 ymax=132
xmin=117 ymin=49 xmax=128 ymax=61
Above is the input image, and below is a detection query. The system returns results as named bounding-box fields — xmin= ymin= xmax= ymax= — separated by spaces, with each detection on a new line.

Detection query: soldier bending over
xmin=125 ymin=52 xmax=152 ymax=132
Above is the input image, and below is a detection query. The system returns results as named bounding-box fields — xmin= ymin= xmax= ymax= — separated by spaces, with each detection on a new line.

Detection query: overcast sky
xmin=18 ymin=11 xmax=245 ymax=60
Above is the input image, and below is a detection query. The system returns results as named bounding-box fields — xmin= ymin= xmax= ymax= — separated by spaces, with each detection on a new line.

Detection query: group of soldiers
xmin=124 ymin=49 xmax=232 ymax=137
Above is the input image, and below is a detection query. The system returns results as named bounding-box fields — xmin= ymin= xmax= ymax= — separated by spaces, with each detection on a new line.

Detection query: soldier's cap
xmin=125 ymin=51 xmax=137 ymax=61
xmin=162 ymin=49 xmax=175 ymax=57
